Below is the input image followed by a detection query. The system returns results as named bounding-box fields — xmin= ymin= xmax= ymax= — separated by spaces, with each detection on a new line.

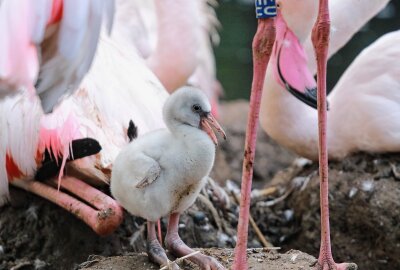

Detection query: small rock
xmin=34 ymin=259 xmax=47 ymax=269
xmin=291 ymin=253 xmax=299 ymax=263
xmin=193 ymin=211 xmax=207 ymax=225
xmin=348 ymin=187 xmax=358 ymax=198
xmin=283 ymin=209 xmax=294 ymax=222
xmin=361 ymin=180 xmax=374 ymax=192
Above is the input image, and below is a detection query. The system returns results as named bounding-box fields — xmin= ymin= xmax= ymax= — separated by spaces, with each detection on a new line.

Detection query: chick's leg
xmin=147 ymin=221 xmax=179 ymax=269
xmin=165 ymin=213 xmax=225 ymax=270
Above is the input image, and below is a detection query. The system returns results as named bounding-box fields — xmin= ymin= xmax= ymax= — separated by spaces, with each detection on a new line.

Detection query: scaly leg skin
xmin=312 ymin=0 xmax=356 ymax=269
xmin=12 ymin=176 xmax=123 ymax=236
xmin=232 ymin=16 xmax=276 ymax=270
xmin=165 ymin=213 xmax=225 ymax=270
xmin=147 ymin=221 xmax=180 ymax=270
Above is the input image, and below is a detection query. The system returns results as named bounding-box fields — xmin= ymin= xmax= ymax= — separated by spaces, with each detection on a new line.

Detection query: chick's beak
xmin=200 ymin=113 xmax=227 ymax=146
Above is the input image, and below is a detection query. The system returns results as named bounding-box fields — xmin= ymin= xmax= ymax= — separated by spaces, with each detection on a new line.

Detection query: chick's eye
xmin=192 ymin=104 xmax=202 ymax=112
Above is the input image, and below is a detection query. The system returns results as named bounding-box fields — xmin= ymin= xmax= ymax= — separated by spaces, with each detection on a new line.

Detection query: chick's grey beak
xmin=200 ymin=113 xmax=227 ymax=146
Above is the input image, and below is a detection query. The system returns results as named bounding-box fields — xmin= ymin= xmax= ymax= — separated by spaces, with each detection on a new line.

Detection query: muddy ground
xmin=0 ymin=101 xmax=399 ymax=270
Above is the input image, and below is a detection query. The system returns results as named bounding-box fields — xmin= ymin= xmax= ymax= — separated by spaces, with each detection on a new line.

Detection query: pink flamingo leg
xmin=312 ymin=1 xmax=356 ymax=269
xmin=12 ymin=176 xmax=123 ymax=236
xmin=232 ymin=16 xmax=276 ymax=270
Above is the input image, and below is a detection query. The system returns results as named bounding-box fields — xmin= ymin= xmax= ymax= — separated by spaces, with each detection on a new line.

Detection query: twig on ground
xmin=10 ymin=261 xmax=33 ymax=270
xmin=130 ymin=223 xmax=146 ymax=247
xmin=197 ymin=194 xmax=223 ymax=232
xmin=390 ymin=163 xmax=400 ymax=179
xmin=251 ymin=186 xmax=277 ymax=200
xmin=255 ymin=187 xmax=292 ymax=207
xmin=159 ymin=251 xmax=201 ymax=270
xmin=247 ymin=247 xmax=281 ymax=251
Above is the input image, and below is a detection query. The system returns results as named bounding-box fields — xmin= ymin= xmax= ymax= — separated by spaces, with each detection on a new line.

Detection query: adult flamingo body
xmin=0 ymin=0 xmax=123 ymax=236
xmin=260 ymin=0 xmax=399 ymax=160
xmin=0 ymin=0 xmax=114 ymax=112
xmin=259 ymin=0 xmax=395 ymax=269
xmin=1 ymin=0 xmax=219 ymax=235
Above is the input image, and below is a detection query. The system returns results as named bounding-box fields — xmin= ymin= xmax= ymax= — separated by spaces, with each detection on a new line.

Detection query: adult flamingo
xmin=1 ymin=34 xmax=169 ymax=236
xmin=0 ymin=0 xmax=124 ymax=236
xmin=257 ymin=0 xmax=397 ymax=269
xmin=1 ymin=0 xmax=223 ymax=238
xmin=231 ymin=0 xmax=391 ymax=268
xmin=0 ymin=0 xmax=114 ymax=112
xmin=1 ymin=0 xmax=221 ymax=235
xmin=260 ymin=0 xmax=398 ymax=160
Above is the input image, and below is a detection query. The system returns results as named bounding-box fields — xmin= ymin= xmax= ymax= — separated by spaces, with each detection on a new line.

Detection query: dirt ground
xmin=268 ymin=153 xmax=400 ymax=270
xmin=78 ymin=249 xmax=317 ymax=270
xmin=0 ymin=101 xmax=399 ymax=270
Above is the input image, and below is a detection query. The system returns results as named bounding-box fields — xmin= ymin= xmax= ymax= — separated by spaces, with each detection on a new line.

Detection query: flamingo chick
xmin=111 ymin=86 xmax=226 ymax=270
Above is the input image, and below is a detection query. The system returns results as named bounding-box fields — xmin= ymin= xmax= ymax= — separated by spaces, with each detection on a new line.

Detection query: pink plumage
xmin=0 ymin=1 xmax=39 ymax=97
xmin=0 ymin=0 xmax=122 ymax=235
xmin=0 ymin=0 xmax=221 ymax=238
xmin=0 ymin=0 xmax=114 ymax=112
xmin=260 ymin=0 xmax=399 ymax=160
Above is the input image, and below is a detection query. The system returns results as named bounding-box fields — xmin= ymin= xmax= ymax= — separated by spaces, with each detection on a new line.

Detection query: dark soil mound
xmin=257 ymin=153 xmax=400 ymax=270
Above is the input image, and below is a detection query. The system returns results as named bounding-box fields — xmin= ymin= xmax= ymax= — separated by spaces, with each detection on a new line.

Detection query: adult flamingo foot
xmin=316 ymin=259 xmax=357 ymax=270
xmin=165 ymin=213 xmax=225 ymax=270
xmin=12 ymin=176 xmax=123 ymax=236
xmin=9 ymin=137 xmax=123 ymax=236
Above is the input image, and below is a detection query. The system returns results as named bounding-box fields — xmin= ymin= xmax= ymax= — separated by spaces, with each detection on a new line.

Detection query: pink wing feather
xmin=0 ymin=1 xmax=39 ymax=97
xmin=0 ymin=0 xmax=114 ymax=205
xmin=0 ymin=0 xmax=115 ymax=112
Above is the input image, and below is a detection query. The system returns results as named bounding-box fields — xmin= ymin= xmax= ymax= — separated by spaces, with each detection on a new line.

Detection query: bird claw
xmin=196 ymin=256 xmax=226 ymax=270
xmin=315 ymin=260 xmax=357 ymax=270
xmin=166 ymin=236 xmax=225 ymax=270
xmin=147 ymin=239 xmax=179 ymax=269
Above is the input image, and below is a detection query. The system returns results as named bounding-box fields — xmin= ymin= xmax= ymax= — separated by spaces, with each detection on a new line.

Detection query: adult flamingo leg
xmin=312 ymin=0 xmax=356 ymax=269
xmin=233 ymin=1 xmax=277 ymax=269
xmin=12 ymin=176 xmax=123 ymax=236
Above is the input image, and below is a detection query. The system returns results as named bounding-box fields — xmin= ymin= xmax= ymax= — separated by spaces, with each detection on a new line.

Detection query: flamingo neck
xmin=260 ymin=14 xmax=319 ymax=159
xmin=147 ymin=0 xmax=201 ymax=92
xmin=261 ymin=64 xmax=320 ymax=160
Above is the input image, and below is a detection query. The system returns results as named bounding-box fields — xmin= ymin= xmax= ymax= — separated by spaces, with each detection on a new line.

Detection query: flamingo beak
xmin=274 ymin=12 xmax=319 ymax=110
xmin=200 ymin=113 xmax=226 ymax=146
